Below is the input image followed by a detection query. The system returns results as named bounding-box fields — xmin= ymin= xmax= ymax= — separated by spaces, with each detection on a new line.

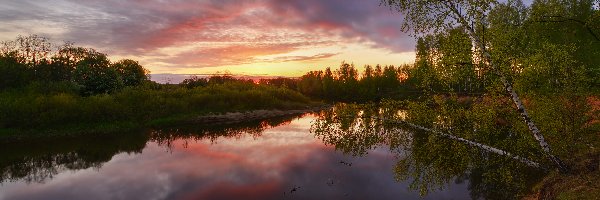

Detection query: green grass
xmin=0 ymin=81 xmax=321 ymax=137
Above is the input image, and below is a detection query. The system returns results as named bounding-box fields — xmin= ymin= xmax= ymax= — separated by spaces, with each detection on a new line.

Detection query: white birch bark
xmin=441 ymin=2 xmax=568 ymax=172
xmin=371 ymin=116 xmax=544 ymax=169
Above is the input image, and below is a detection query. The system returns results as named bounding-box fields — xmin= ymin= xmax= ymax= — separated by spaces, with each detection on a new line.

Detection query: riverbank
xmin=527 ymin=153 xmax=600 ymax=199
xmin=525 ymin=96 xmax=600 ymax=200
xmin=0 ymin=104 xmax=330 ymax=140
xmin=146 ymin=105 xmax=331 ymax=128
xmin=0 ymin=80 xmax=328 ymax=138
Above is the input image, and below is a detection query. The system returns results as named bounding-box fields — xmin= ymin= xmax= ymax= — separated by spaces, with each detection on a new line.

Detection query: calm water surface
xmin=0 ymin=114 xmax=473 ymax=200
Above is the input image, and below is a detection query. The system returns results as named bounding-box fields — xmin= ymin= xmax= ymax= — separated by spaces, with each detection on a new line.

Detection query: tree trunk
xmin=444 ymin=2 xmax=568 ymax=172
xmin=372 ymin=116 xmax=544 ymax=169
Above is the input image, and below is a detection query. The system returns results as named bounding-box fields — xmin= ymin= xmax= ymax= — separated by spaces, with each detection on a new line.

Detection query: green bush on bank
xmin=0 ymin=81 xmax=313 ymax=130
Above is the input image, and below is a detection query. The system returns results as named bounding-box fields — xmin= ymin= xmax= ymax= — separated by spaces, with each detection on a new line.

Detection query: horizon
xmin=149 ymin=73 xmax=298 ymax=84
xmin=0 ymin=0 xmax=416 ymax=76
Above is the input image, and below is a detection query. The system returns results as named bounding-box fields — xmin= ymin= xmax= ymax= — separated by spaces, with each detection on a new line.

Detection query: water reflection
xmin=312 ymin=103 xmax=544 ymax=199
xmin=0 ymin=112 xmax=472 ymax=200
xmin=0 ymin=132 xmax=148 ymax=184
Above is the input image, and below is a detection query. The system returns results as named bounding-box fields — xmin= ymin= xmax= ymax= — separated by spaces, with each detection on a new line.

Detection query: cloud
xmin=157 ymin=42 xmax=333 ymax=68
xmin=0 ymin=0 xmax=415 ymax=72
xmin=264 ymin=0 xmax=414 ymax=52
xmin=265 ymin=53 xmax=340 ymax=63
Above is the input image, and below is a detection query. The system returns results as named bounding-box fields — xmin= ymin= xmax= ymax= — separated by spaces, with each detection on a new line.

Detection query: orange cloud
xmin=0 ymin=0 xmax=416 ymax=75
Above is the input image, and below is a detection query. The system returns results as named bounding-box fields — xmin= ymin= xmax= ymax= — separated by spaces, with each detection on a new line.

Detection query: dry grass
xmin=587 ymin=96 xmax=600 ymax=126
xmin=527 ymin=152 xmax=600 ymax=200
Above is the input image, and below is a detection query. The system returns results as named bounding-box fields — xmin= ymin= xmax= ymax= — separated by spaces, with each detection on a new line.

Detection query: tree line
xmin=295 ymin=63 xmax=414 ymax=102
xmin=0 ymin=35 xmax=315 ymax=131
xmin=0 ymin=35 xmax=149 ymax=96
xmin=178 ymin=62 xmax=421 ymax=103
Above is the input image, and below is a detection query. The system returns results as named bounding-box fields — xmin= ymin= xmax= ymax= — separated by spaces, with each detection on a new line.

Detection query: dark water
xmin=0 ymin=115 xmax=469 ymax=199
xmin=0 ymin=114 xmax=475 ymax=200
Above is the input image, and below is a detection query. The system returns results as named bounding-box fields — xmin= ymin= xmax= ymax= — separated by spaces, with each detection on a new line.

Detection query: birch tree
xmin=380 ymin=0 xmax=569 ymax=171
xmin=311 ymin=102 xmax=544 ymax=198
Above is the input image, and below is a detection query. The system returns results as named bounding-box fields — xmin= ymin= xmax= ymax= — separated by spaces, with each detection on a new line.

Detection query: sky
xmin=0 ymin=0 xmax=416 ymax=77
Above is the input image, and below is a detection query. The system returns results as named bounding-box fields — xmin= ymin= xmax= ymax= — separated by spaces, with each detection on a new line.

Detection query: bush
xmin=0 ymin=53 xmax=31 ymax=90
xmin=0 ymin=80 xmax=315 ymax=130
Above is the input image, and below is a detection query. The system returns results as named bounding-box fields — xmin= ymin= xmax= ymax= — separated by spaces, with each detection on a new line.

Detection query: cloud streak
xmin=0 ymin=0 xmax=415 ymax=75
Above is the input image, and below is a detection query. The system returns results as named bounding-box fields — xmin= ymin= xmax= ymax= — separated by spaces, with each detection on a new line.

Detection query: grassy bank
xmin=525 ymin=96 xmax=600 ymax=199
xmin=0 ymin=81 xmax=321 ymax=137
xmin=528 ymin=153 xmax=600 ymax=199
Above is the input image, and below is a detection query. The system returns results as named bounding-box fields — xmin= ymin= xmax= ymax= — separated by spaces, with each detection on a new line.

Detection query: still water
xmin=7 ymin=100 xmax=550 ymax=200
xmin=0 ymin=113 xmax=476 ymax=200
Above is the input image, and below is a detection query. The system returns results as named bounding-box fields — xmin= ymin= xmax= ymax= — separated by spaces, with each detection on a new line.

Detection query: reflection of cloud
xmin=0 ymin=0 xmax=415 ymax=72
xmin=180 ymin=182 xmax=281 ymax=200
xmin=0 ymin=117 xmax=470 ymax=200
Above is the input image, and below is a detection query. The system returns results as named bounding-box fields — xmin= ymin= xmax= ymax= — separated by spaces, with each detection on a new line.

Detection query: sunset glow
xmin=0 ymin=0 xmax=416 ymax=76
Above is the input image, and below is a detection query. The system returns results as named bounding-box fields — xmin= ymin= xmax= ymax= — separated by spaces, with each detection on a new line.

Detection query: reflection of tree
xmin=312 ymin=103 xmax=410 ymax=156
xmin=0 ymin=114 xmax=305 ymax=183
xmin=311 ymin=103 xmax=544 ymax=199
xmin=150 ymin=114 xmax=303 ymax=150
xmin=0 ymin=132 xmax=148 ymax=183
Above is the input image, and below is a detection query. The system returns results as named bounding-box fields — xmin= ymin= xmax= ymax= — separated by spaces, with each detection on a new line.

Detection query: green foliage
xmin=0 ymin=81 xmax=314 ymax=130
xmin=180 ymin=76 xmax=209 ymax=88
xmin=0 ymin=53 xmax=30 ymax=89
xmin=298 ymin=62 xmax=416 ymax=102
xmin=258 ymin=77 xmax=298 ymax=89
xmin=484 ymin=0 xmax=600 ymax=95
xmin=298 ymin=70 xmax=324 ymax=97
xmin=73 ymin=51 xmax=123 ymax=95
xmin=112 ymin=59 xmax=149 ymax=87
xmin=0 ymin=35 xmax=150 ymax=95
xmin=381 ymin=0 xmax=497 ymax=35
xmin=526 ymin=94 xmax=598 ymax=157
xmin=409 ymin=30 xmax=482 ymax=93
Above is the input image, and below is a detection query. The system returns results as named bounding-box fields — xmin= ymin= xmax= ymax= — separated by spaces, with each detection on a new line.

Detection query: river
xmin=0 ymin=107 xmax=540 ymax=200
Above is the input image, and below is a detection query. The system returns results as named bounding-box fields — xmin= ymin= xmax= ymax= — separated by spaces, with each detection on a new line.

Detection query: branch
xmin=533 ymin=15 xmax=600 ymax=41
xmin=343 ymin=115 xmax=545 ymax=169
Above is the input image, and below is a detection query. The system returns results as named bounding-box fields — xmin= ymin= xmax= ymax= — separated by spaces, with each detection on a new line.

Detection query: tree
xmin=412 ymin=28 xmax=478 ymax=93
xmin=112 ymin=59 xmax=149 ymax=87
xmin=516 ymin=0 xmax=600 ymax=94
xmin=381 ymin=0 xmax=569 ymax=171
xmin=0 ymin=52 xmax=30 ymax=89
xmin=13 ymin=35 xmax=52 ymax=66
xmin=181 ymin=76 xmax=209 ymax=88
xmin=298 ymin=71 xmax=324 ymax=97
xmin=73 ymin=50 xmax=123 ymax=95
xmin=44 ymin=44 xmax=94 ymax=82
xmin=322 ymin=67 xmax=335 ymax=99
xmin=359 ymin=65 xmax=378 ymax=100
xmin=336 ymin=62 xmax=360 ymax=101
xmin=407 ymin=37 xmax=443 ymax=93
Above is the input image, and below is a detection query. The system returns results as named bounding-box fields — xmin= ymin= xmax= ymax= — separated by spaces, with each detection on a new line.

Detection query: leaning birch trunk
xmin=370 ymin=116 xmax=544 ymax=169
xmin=442 ymin=2 xmax=568 ymax=172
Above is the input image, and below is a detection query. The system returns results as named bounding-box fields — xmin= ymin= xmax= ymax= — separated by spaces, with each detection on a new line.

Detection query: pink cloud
xmin=159 ymin=41 xmax=337 ymax=68
xmin=0 ymin=0 xmax=414 ymax=69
